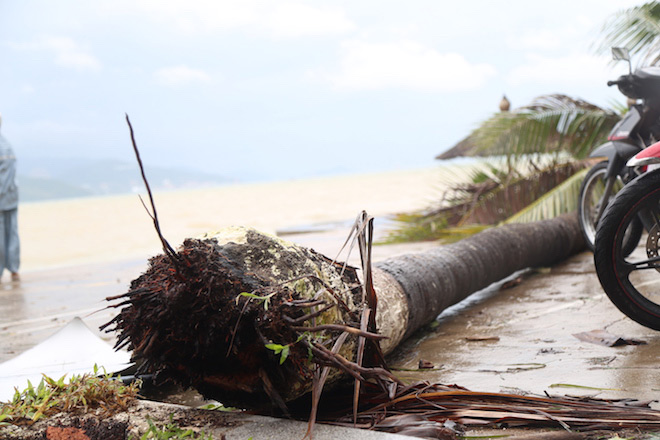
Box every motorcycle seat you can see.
[635,67,660,99]
[637,66,660,80]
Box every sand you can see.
[17,164,474,271]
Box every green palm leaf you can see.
[503,168,588,224]
[469,95,619,160]
[598,1,660,65]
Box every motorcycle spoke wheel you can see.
[595,170,660,330]
[578,161,628,252]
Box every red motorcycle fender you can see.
[628,140,660,167]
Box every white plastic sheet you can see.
[0,317,132,402]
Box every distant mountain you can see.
[17,157,230,202]
[19,176,94,201]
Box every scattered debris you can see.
[549,383,618,391]
[586,356,617,366]
[418,359,435,369]
[465,335,500,342]
[336,383,660,434]
[573,329,647,347]
[537,348,564,355]
[479,363,546,374]
[372,414,458,439]
[501,276,524,289]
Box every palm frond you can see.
[597,1,660,65]
[457,161,586,225]
[503,168,588,224]
[383,162,588,243]
[470,95,619,159]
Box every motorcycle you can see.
[593,140,660,330]
[577,47,660,255]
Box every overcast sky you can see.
[0,0,648,182]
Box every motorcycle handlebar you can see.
[608,75,634,91]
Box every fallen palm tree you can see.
[102,117,592,412]
[104,210,585,411]
[102,213,660,437]
[94,118,660,438]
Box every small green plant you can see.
[0,409,11,427]
[137,415,212,440]
[197,402,237,412]
[265,333,311,365]
[235,291,276,310]
[0,364,140,425]
[265,343,290,364]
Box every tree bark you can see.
[374,212,584,350]
[104,213,585,409]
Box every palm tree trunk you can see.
[373,213,584,351]
[104,213,585,409]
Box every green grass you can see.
[0,365,140,425]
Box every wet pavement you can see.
[389,249,660,409]
[0,258,148,362]
[1,227,659,435]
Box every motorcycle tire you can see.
[594,169,660,331]
[578,161,642,256]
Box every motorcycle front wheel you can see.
[594,169,660,330]
[578,161,642,255]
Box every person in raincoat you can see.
[0,114,20,282]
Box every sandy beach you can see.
[17,164,470,272]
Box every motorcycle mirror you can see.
[612,47,632,73]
